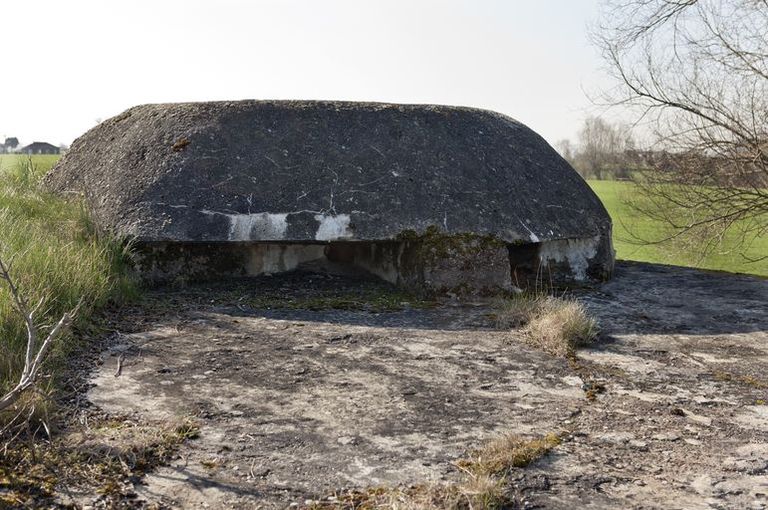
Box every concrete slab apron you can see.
[90,308,580,507]
[87,262,768,509]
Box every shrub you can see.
[495,294,599,356]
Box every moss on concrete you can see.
[401,226,507,264]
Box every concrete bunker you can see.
[44,100,614,293]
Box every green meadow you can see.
[588,180,767,277]
[0,154,60,178]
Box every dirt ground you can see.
[67,261,767,509]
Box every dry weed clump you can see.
[459,432,562,476]
[495,294,599,356]
[310,433,561,510]
[0,417,199,507]
[320,475,506,510]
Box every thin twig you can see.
[0,252,81,413]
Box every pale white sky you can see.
[1,0,613,148]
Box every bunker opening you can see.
[134,234,612,294]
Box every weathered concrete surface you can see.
[44,101,609,246]
[44,100,614,289]
[135,242,328,283]
[77,262,768,509]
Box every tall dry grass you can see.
[0,156,136,406]
[494,293,598,356]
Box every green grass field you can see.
[588,180,767,277]
[0,154,60,178]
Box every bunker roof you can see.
[44,100,611,244]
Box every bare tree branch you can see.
[594,0,768,259]
[0,254,81,413]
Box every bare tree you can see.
[555,138,576,166]
[578,117,612,179]
[0,254,79,412]
[594,0,768,259]
[4,137,19,152]
[572,116,636,179]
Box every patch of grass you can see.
[588,180,768,277]
[492,294,541,329]
[313,475,507,510]
[0,154,60,180]
[458,433,562,476]
[0,417,198,506]
[1,156,137,421]
[200,458,222,470]
[174,420,201,440]
[525,298,599,356]
[311,432,561,510]
[713,370,768,389]
[494,294,599,356]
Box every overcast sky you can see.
[1,0,614,148]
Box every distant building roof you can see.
[20,142,60,154]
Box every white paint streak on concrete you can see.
[518,220,540,243]
[200,210,289,241]
[314,214,353,241]
[199,210,355,241]
[228,213,288,241]
[538,235,601,280]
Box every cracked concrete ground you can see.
[78,262,767,509]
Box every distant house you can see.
[20,142,60,155]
